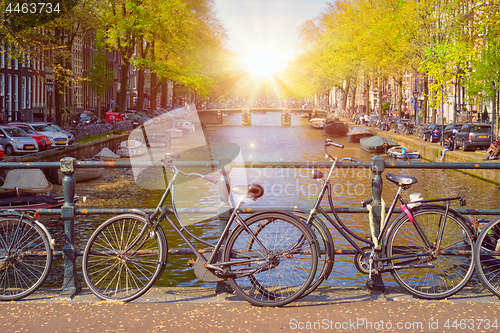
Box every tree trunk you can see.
[423,74,429,123]
[342,82,350,112]
[161,83,168,108]
[137,68,144,112]
[378,76,382,117]
[118,57,130,113]
[350,84,357,115]
[398,77,403,119]
[365,76,370,114]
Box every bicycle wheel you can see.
[386,205,475,299]
[223,212,318,307]
[0,216,52,301]
[292,211,335,297]
[82,214,167,302]
[474,216,500,297]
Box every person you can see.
[486,142,499,160]
[439,137,454,161]
[0,108,5,124]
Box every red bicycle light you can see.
[460,198,467,206]
[35,212,40,219]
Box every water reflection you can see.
[47,113,500,289]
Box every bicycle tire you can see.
[292,211,335,297]
[223,212,318,307]
[386,206,475,299]
[474,216,500,297]
[0,216,52,301]
[82,214,167,302]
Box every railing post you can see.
[369,155,385,291]
[281,109,291,126]
[242,108,251,126]
[59,157,82,298]
[215,156,233,293]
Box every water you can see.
[44,113,500,288]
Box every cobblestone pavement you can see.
[1,285,500,332]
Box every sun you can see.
[241,50,287,78]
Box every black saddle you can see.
[386,173,417,186]
[232,184,264,200]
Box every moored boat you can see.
[323,118,349,137]
[347,126,374,142]
[360,136,398,153]
[309,118,325,129]
[0,169,78,209]
[387,146,421,159]
[117,140,146,157]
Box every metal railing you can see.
[2,157,500,296]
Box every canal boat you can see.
[347,126,374,142]
[387,146,421,159]
[323,118,348,137]
[0,169,78,209]
[360,136,398,153]
[309,118,325,129]
[54,157,105,184]
[117,140,146,157]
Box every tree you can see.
[85,35,114,119]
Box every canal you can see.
[45,112,500,289]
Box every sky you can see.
[215,0,330,70]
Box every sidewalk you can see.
[1,285,500,332]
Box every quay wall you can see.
[371,128,500,184]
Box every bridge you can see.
[197,108,329,126]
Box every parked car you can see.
[442,123,465,141]
[71,111,99,127]
[423,124,443,143]
[0,126,39,155]
[0,144,4,160]
[47,123,75,145]
[11,122,69,147]
[8,124,52,150]
[454,124,492,151]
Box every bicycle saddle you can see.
[232,184,264,200]
[386,173,417,186]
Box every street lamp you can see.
[46,81,54,122]
[441,84,445,147]
[493,81,496,145]
[413,89,419,124]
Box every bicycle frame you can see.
[304,148,464,272]
[125,159,282,277]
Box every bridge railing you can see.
[2,157,500,296]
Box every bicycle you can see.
[295,139,475,299]
[473,216,500,297]
[82,153,319,307]
[0,211,55,301]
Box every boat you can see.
[360,136,398,153]
[387,146,421,159]
[309,118,325,129]
[347,126,374,142]
[0,169,78,209]
[323,118,349,137]
[117,140,146,157]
